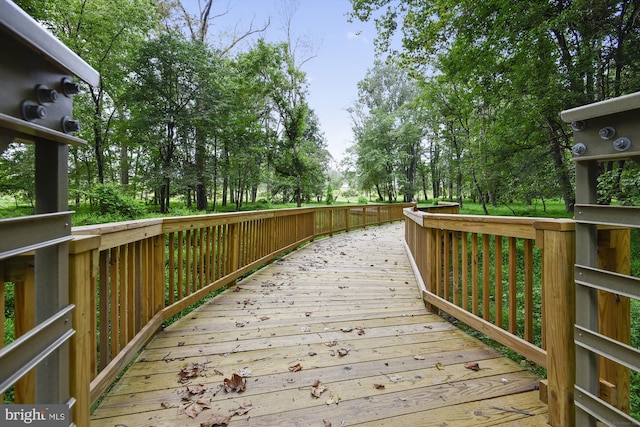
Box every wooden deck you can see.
[90,222,548,426]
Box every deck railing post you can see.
[68,236,100,427]
[535,220,576,427]
[596,228,631,413]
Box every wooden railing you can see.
[0,203,411,425]
[404,204,632,427]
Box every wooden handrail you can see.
[403,206,632,427]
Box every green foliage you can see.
[598,162,640,206]
[325,183,334,205]
[357,195,369,204]
[91,184,143,219]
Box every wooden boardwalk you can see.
[90,223,548,426]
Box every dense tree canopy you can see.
[2,0,329,214]
[349,0,640,211]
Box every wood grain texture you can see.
[90,223,546,426]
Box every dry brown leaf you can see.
[323,420,332,427]
[160,401,171,408]
[230,401,254,416]
[187,384,206,395]
[337,348,350,357]
[178,341,185,346]
[289,363,303,372]
[223,373,246,393]
[178,398,211,418]
[200,412,231,426]
[311,380,327,398]
[464,362,480,371]
[373,383,385,389]
[435,362,445,370]
[178,363,208,383]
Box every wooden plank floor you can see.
[90,222,548,426]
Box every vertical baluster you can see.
[471,233,479,316]
[168,233,175,304]
[177,231,184,300]
[452,231,459,306]
[482,234,490,320]
[524,239,533,342]
[444,231,450,301]
[495,236,503,328]
[462,232,469,311]
[118,244,127,350]
[109,247,119,355]
[508,237,517,334]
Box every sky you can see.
[200,0,382,166]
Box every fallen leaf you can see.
[373,384,385,389]
[311,380,327,398]
[325,340,338,347]
[160,401,171,408]
[259,316,270,321]
[178,398,211,418]
[223,374,246,393]
[187,384,206,395]
[199,412,231,426]
[337,348,350,357]
[235,321,246,328]
[323,420,332,427]
[178,363,208,383]
[178,341,185,346]
[289,363,303,372]
[465,362,480,371]
[356,327,365,335]
[230,401,253,416]
[308,351,317,356]
[326,393,341,405]
[435,362,445,370]
[414,355,425,360]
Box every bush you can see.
[325,184,334,205]
[91,184,143,219]
[357,196,368,204]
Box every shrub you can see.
[357,196,368,204]
[91,184,143,219]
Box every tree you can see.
[350,0,640,212]
[348,61,425,202]
[21,0,160,187]
[127,32,213,213]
